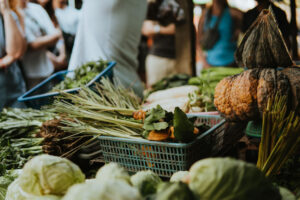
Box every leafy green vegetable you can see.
[173,107,194,142]
[188,67,243,112]
[5,179,61,200]
[62,179,141,200]
[0,108,56,176]
[279,187,296,200]
[0,170,21,200]
[18,154,85,196]
[170,171,189,183]
[130,170,162,197]
[155,182,196,200]
[189,158,281,200]
[52,60,108,91]
[142,105,170,137]
[146,74,191,97]
[95,163,131,184]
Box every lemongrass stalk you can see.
[60,119,142,139]
[262,115,300,176]
[55,102,143,128]
[61,137,97,158]
[61,92,136,115]
[271,125,300,175]
[262,121,292,174]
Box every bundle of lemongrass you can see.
[51,78,144,157]
[257,95,300,177]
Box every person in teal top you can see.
[197,0,243,68]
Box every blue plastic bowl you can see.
[18,61,116,109]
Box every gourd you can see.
[235,9,293,69]
[214,69,291,121]
[282,67,300,114]
[214,8,298,121]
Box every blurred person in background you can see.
[242,0,290,49]
[68,0,147,98]
[18,0,61,89]
[52,0,80,61]
[142,0,178,88]
[0,0,27,109]
[36,0,67,71]
[197,0,243,68]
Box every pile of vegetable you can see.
[143,68,243,113]
[214,9,296,122]
[4,155,295,200]
[52,60,108,91]
[143,85,199,112]
[0,108,55,176]
[213,8,300,195]
[145,74,191,96]
[188,67,243,112]
[45,78,210,158]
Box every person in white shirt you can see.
[68,0,147,98]
[36,0,67,71]
[19,0,61,89]
[53,0,79,36]
[52,0,79,61]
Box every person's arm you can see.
[142,20,175,36]
[28,4,62,51]
[0,0,26,68]
[158,23,175,35]
[28,28,61,51]
[46,39,67,70]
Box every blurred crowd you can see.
[0,0,79,109]
[0,0,293,110]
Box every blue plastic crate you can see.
[18,61,116,109]
[98,115,227,177]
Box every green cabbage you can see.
[63,179,142,200]
[130,170,162,196]
[170,171,189,182]
[155,182,196,200]
[95,163,130,183]
[18,155,85,196]
[279,187,296,200]
[0,170,21,200]
[5,179,61,200]
[189,158,281,200]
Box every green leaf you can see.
[143,105,168,131]
[145,105,166,122]
[143,123,154,131]
[173,107,194,143]
[153,122,169,131]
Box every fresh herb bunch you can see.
[52,60,109,91]
[51,78,206,157]
[50,78,143,157]
[0,108,55,176]
[142,105,174,138]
